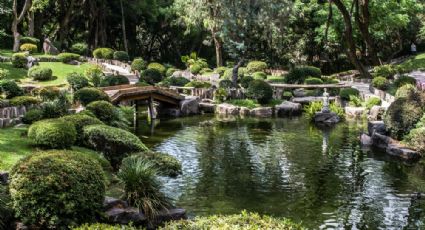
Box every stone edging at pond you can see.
[214,102,303,118]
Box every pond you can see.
[136,116,425,229]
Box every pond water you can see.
[136,116,425,229]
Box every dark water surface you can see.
[136,116,425,229]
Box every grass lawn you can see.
[398,52,425,72]
[0,62,28,81]
[0,127,32,171]
[0,49,56,59]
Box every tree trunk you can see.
[120,0,128,53]
[28,10,34,37]
[11,0,32,52]
[212,31,223,67]
[332,0,371,78]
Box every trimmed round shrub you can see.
[166,68,178,77]
[252,72,267,80]
[60,114,103,145]
[384,97,423,139]
[284,66,322,84]
[83,124,148,168]
[131,58,146,72]
[113,51,129,62]
[22,108,43,124]
[159,76,189,87]
[219,79,233,89]
[10,96,41,107]
[160,211,302,230]
[372,76,390,90]
[240,76,254,89]
[304,77,323,85]
[67,72,89,91]
[365,97,382,110]
[58,52,81,63]
[86,101,117,124]
[190,64,202,74]
[184,81,211,88]
[28,119,77,148]
[247,61,268,73]
[100,75,129,87]
[74,87,110,106]
[0,80,24,99]
[147,62,166,76]
[246,79,273,104]
[0,68,9,79]
[9,151,106,228]
[19,43,37,53]
[140,69,162,85]
[93,48,114,59]
[73,223,138,230]
[11,53,28,68]
[405,127,425,153]
[37,86,61,100]
[394,75,417,88]
[20,36,39,45]
[28,66,53,81]
[339,88,360,101]
[70,42,88,55]
[214,66,228,77]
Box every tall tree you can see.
[11,0,32,51]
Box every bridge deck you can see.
[101,85,184,104]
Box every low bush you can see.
[40,96,70,119]
[227,99,259,109]
[67,72,89,91]
[240,76,254,88]
[159,76,189,87]
[147,62,166,76]
[394,75,417,88]
[100,75,129,87]
[372,76,390,90]
[339,88,360,101]
[83,125,148,168]
[373,64,397,79]
[365,97,382,110]
[58,52,81,63]
[0,80,24,98]
[28,119,77,149]
[0,68,9,79]
[60,114,103,145]
[19,43,37,53]
[22,108,43,124]
[85,66,104,87]
[140,69,163,85]
[74,87,110,106]
[190,63,202,74]
[214,67,228,76]
[131,58,146,72]
[166,67,178,77]
[9,150,105,228]
[28,66,53,81]
[404,127,425,154]
[214,88,228,103]
[160,211,304,230]
[10,96,41,107]
[348,95,362,107]
[11,53,28,68]
[246,79,273,104]
[73,224,138,230]
[247,61,268,73]
[37,86,61,100]
[20,36,39,45]
[70,42,88,55]
[284,66,321,84]
[118,156,171,220]
[184,81,211,88]
[86,101,118,124]
[304,101,344,121]
[252,71,267,80]
[113,51,129,62]
[93,48,114,59]
[304,77,323,85]
[219,79,233,89]
[384,97,423,139]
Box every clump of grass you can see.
[227,99,259,109]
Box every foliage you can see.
[10,96,41,107]
[252,71,267,80]
[131,58,147,72]
[86,101,118,124]
[159,76,190,87]
[227,99,259,109]
[22,108,43,124]
[60,114,104,145]
[365,97,382,110]
[58,52,81,63]
[20,36,39,45]
[339,88,360,101]
[240,76,254,88]
[40,98,70,119]
[138,152,182,177]
[219,79,233,89]
[372,64,397,79]
[37,86,61,100]
[394,75,417,88]
[28,66,53,81]
[147,62,166,76]
[9,150,105,228]
[246,61,268,73]
[20,43,37,53]
[118,156,171,220]
[372,76,390,90]
[83,125,148,168]
[113,51,130,62]
[348,95,363,107]
[185,81,211,88]
[304,101,344,121]
[85,66,104,87]
[267,76,285,83]
[282,91,293,100]
[140,69,163,85]
[160,211,304,230]
[214,88,228,103]
[70,42,89,55]
[0,80,24,98]
[246,79,273,104]
[304,77,323,85]
[73,223,138,230]
[395,84,421,100]
[404,127,425,154]
[28,119,77,149]
[93,48,114,59]
[166,67,178,77]
[0,68,9,80]
[384,97,424,140]
[100,75,130,87]
[190,63,203,74]
[284,66,321,84]
[67,72,89,91]
[11,53,28,68]
[200,67,213,75]
[214,67,228,76]
[74,87,110,106]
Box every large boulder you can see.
[314,112,340,125]
[360,133,372,146]
[386,144,420,161]
[43,38,59,55]
[150,208,187,228]
[368,106,386,121]
[371,132,395,149]
[345,107,366,118]
[276,101,302,117]
[180,96,200,116]
[239,107,251,116]
[368,121,386,136]
[105,207,147,225]
[250,107,273,118]
[103,197,128,210]
[216,103,239,115]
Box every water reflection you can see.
[137,116,425,229]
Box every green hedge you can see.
[10,96,41,107]
[60,114,104,145]
[100,75,130,87]
[147,62,166,76]
[247,61,268,73]
[70,42,88,55]
[58,52,81,63]
[74,87,110,106]
[93,48,114,59]
[20,36,40,45]
[9,150,106,228]
[28,66,53,81]
[11,53,28,68]
[86,101,117,124]
[252,72,267,80]
[28,119,77,149]
[304,77,323,85]
[140,69,163,85]
[246,79,273,104]
[20,43,37,53]
[131,58,146,72]
[113,51,129,62]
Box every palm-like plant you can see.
[118,156,171,221]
